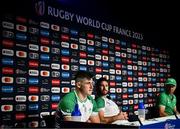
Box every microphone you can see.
[132,111,143,126]
[173,110,179,120]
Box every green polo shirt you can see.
[159,92,177,115]
[58,91,98,122]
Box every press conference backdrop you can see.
[1,0,170,128]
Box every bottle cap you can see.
[138,102,145,109]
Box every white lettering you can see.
[48,6,74,21]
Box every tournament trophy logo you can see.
[35,0,45,16]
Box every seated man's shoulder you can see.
[61,91,76,102]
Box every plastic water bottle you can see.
[71,104,81,121]
[138,102,145,122]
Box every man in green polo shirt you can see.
[159,78,179,116]
[55,71,100,128]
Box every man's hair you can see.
[74,71,93,82]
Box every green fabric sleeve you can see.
[96,97,105,109]
[59,92,76,114]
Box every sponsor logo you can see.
[28,104,39,110]
[28,95,39,102]
[40,70,50,77]
[61,87,70,93]
[52,79,60,86]
[29,78,39,84]
[29,27,39,34]
[87,46,94,52]
[102,49,108,55]
[61,42,69,48]
[29,86,39,93]
[109,38,114,43]
[71,65,78,71]
[1,105,13,112]
[87,33,94,38]
[79,59,87,65]
[29,44,39,51]
[95,74,102,79]
[51,95,60,101]
[40,95,50,101]
[61,64,70,70]
[95,68,102,73]
[16,77,26,84]
[1,86,14,93]
[61,57,70,63]
[71,43,78,50]
[80,45,86,51]
[61,49,70,56]
[1,97,14,101]
[3,30,14,38]
[29,60,39,67]
[116,88,122,93]
[16,33,27,40]
[28,121,39,128]
[2,76,13,83]
[102,36,108,42]
[40,37,50,45]
[51,63,60,70]
[79,66,87,71]
[29,52,39,59]
[51,24,60,31]
[40,29,50,36]
[88,60,94,66]
[61,27,69,33]
[29,70,39,76]
[79,52,87,58]
[61,34,69,41]
[102,62,109,67]
[40,22,49,29]
[95,54,101,60]
[102,43,108,48]
[15,113,26,120]
[16,104,26,111]
[16,24,27,32]
[2,67,14,74]
[87,40,94,45]
[79,38,86,44]
[51,103,58,110]
[2,39,14,48]
[110,82,116,86]
[51,71,60,78]
[71,80,75,86]
[51,87,60,93]
[40,46,50,53]
[2,49,14,56]
[16,51,27,58]
[15,95,27,102]
[51,47,60,54]
[102,55,108,61]
[61,72,70,78]
[40,87,50,93]
[2,21,14,29]
[40,54,50,61]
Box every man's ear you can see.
[76,82,81,88]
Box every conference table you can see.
[113,114,180,129]
[60,115,180,128]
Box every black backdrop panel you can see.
[0,0,170,128]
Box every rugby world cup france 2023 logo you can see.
[35,0,45,16]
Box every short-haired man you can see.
[55,71,100,128]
